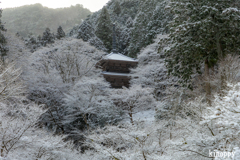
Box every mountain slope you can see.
[2,3,91,37]
[71,0,172,57]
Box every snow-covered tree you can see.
[56,26,65,39]
[131,34,177,101]
[112,85,156,125]
[77,17,95,41]
[24,34,40,52]
[128,0,171,57]
[0,59,83,160]
[89,36,107,51]
[46,51,95,83]
[0,60,24,101]
[41,28,55,46]
[145,0,172,41]
[24,38,114,150]
[128,11,147,57]
[0,100,85,160]
[85,122,166,160]
[199,82,240,157]
[64,76,124,129]
[117,17,133,54]
[113,1,121,16]
[95,6,112,52]
[163,0,240,101]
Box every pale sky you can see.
[1,0,110,12]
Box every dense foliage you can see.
[1,0,240,159]
[56,26,65,39]
[24,27,56,52]
[72,0,172,57]
[95,7,113,52]
[163,0,240,88]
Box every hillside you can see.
[70,0,172,57]
[2,3,91,37]
[1,31,240,159]
[1,0,240,160]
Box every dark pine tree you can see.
[163,0,240,104]
[77,17,95,41]
[113,1,121,16]
[95,6,112,52]
[42,28,55,46]
[56,26,65,39]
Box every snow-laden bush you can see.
[199,83,240,159]
[0,60,24,101]
[89,36,107,51]
[0,60,82,160]
[209,54,240,94]
[166,82,240,159]
[131,34,177,101]
[25,38,104,108]
[23,39,122,151]
[112,85,156,125]
[82,112,210,160]
[1,101,86,160]
[85,123,163,160]
[64,76,124,130]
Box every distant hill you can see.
[2,3,92,37]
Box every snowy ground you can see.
[133,109,155,124]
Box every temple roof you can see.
[103,53,138,62]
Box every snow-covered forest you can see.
[1,0,240,159]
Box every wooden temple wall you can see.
[104,75,130,88]
[105,61,138,73]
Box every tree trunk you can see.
[83,113,89,130]
[205,59,211,106]
[216,34,226,92]
[129,106,134,125]
[1,142,3,157]
[216,33,223,59]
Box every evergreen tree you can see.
[0,8,8,58]
[77,18,95,41]
[56,26,65,39]
[113,1,121,16]
[128,0,171,57]
[128,11,147,57]
[163,0,240,99]
[89,36,107,51]
[37,35,42,43]
[145,0,172,43]
[41,28,55,46]
[126,17,133,28]
[95,7,112,52]
[119,17,133,54]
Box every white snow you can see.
[222,7,239,14]
[102,71,130,76]
[104,53,138,62]
[132,109,155,124]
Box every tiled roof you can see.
[103,53,138,62]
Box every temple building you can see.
[97,24,138,88]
